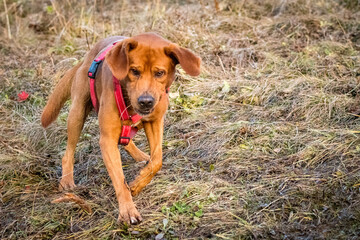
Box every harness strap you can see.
[113,76,130,121]
[89,78,98,112]
[113,75,141,145]
[131,114,143,124]
[119,125,131,145]
[88,41,120,113]
[88,41,143,146]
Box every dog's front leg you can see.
[129,117,164,196]
[124,140,150,162]
[98,108,142,225]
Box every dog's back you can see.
[41,36,126,128]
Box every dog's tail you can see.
[41,62,82,128]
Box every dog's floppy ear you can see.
[165,44,201,76]
[105,39,138,80]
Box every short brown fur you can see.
[41,33,201,225]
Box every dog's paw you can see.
[118,203,142,225]
[59,178,76,191]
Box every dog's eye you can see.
[155,71,165,78]
[130,68,140,77]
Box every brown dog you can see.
[41,33,201,224]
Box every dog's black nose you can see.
[138,95,155,109]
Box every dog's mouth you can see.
[135,107,154,116]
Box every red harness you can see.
[88,41,142,146]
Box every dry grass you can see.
[1,0,360,239]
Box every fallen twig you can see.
[52,193,92,214]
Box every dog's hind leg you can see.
[59,68,92,191]
[124,140,150,162]
[59,101,91,190]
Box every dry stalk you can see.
[3,0,11,39]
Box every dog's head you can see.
[105,33,201,116]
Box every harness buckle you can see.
[119,137,130,140]
[88,60,102,79]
